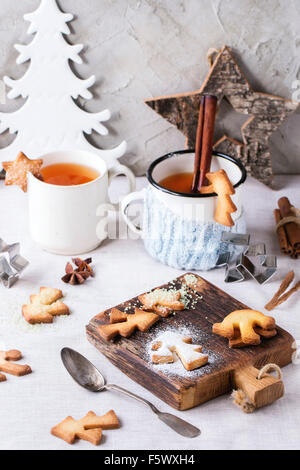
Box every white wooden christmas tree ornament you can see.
[0,0,126,168]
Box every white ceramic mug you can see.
[121,150,247,271]
[28,150,136,255]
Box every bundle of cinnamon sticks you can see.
[274,197,300,258]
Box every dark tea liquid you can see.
[41,163,100,186]
[159,172,194,193]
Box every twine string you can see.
[232,363,283,413]
[276,206,300,231]
[257,363,282,380]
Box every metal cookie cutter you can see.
[0,239,29,288]
[216,232,277,285]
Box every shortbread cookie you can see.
[203,169,237,227]
[229,327,277,348]
[110,308,127,323]
[31,287,63,305]
[51,410,119,446]
[2,151,43,192]
[151,331,208,371]
[213,309,276,345]
[98,308,159,341]
[0,350,32,377]
[139,289,185,317]
[22,287,69,324]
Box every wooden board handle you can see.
[233,365,284,408]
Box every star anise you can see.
[72,258,94,277]
[61,258,93,285]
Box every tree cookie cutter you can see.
[216,232,277,285]
[0,239,29,288]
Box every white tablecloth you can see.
[0,175,299,450]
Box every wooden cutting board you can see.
[86,274,294,410]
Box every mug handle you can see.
[121,189,145,235]
[108,163,136,210]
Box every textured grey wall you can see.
[0,0,299,175]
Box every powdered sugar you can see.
[150,331,208,369]
[145,324,221,378]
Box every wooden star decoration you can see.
[145,46,299,188]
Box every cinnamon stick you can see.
[274,209,292,255]
[265,271,294,311]
[191,95,217,193]
[191,96,205,193]
[278,197,300,251]
[198,95,217,190]
[269,281,300,309]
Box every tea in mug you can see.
[41,163,100,186]
[159,172,194,193]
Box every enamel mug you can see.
[121,150,247,271]
[28,150,136,255]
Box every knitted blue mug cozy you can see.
[142,187,246,271]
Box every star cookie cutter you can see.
[0,239,29,288]
[216,232,277,285]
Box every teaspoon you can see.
[61,347,201,438]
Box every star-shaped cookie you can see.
[2,151,43,192]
